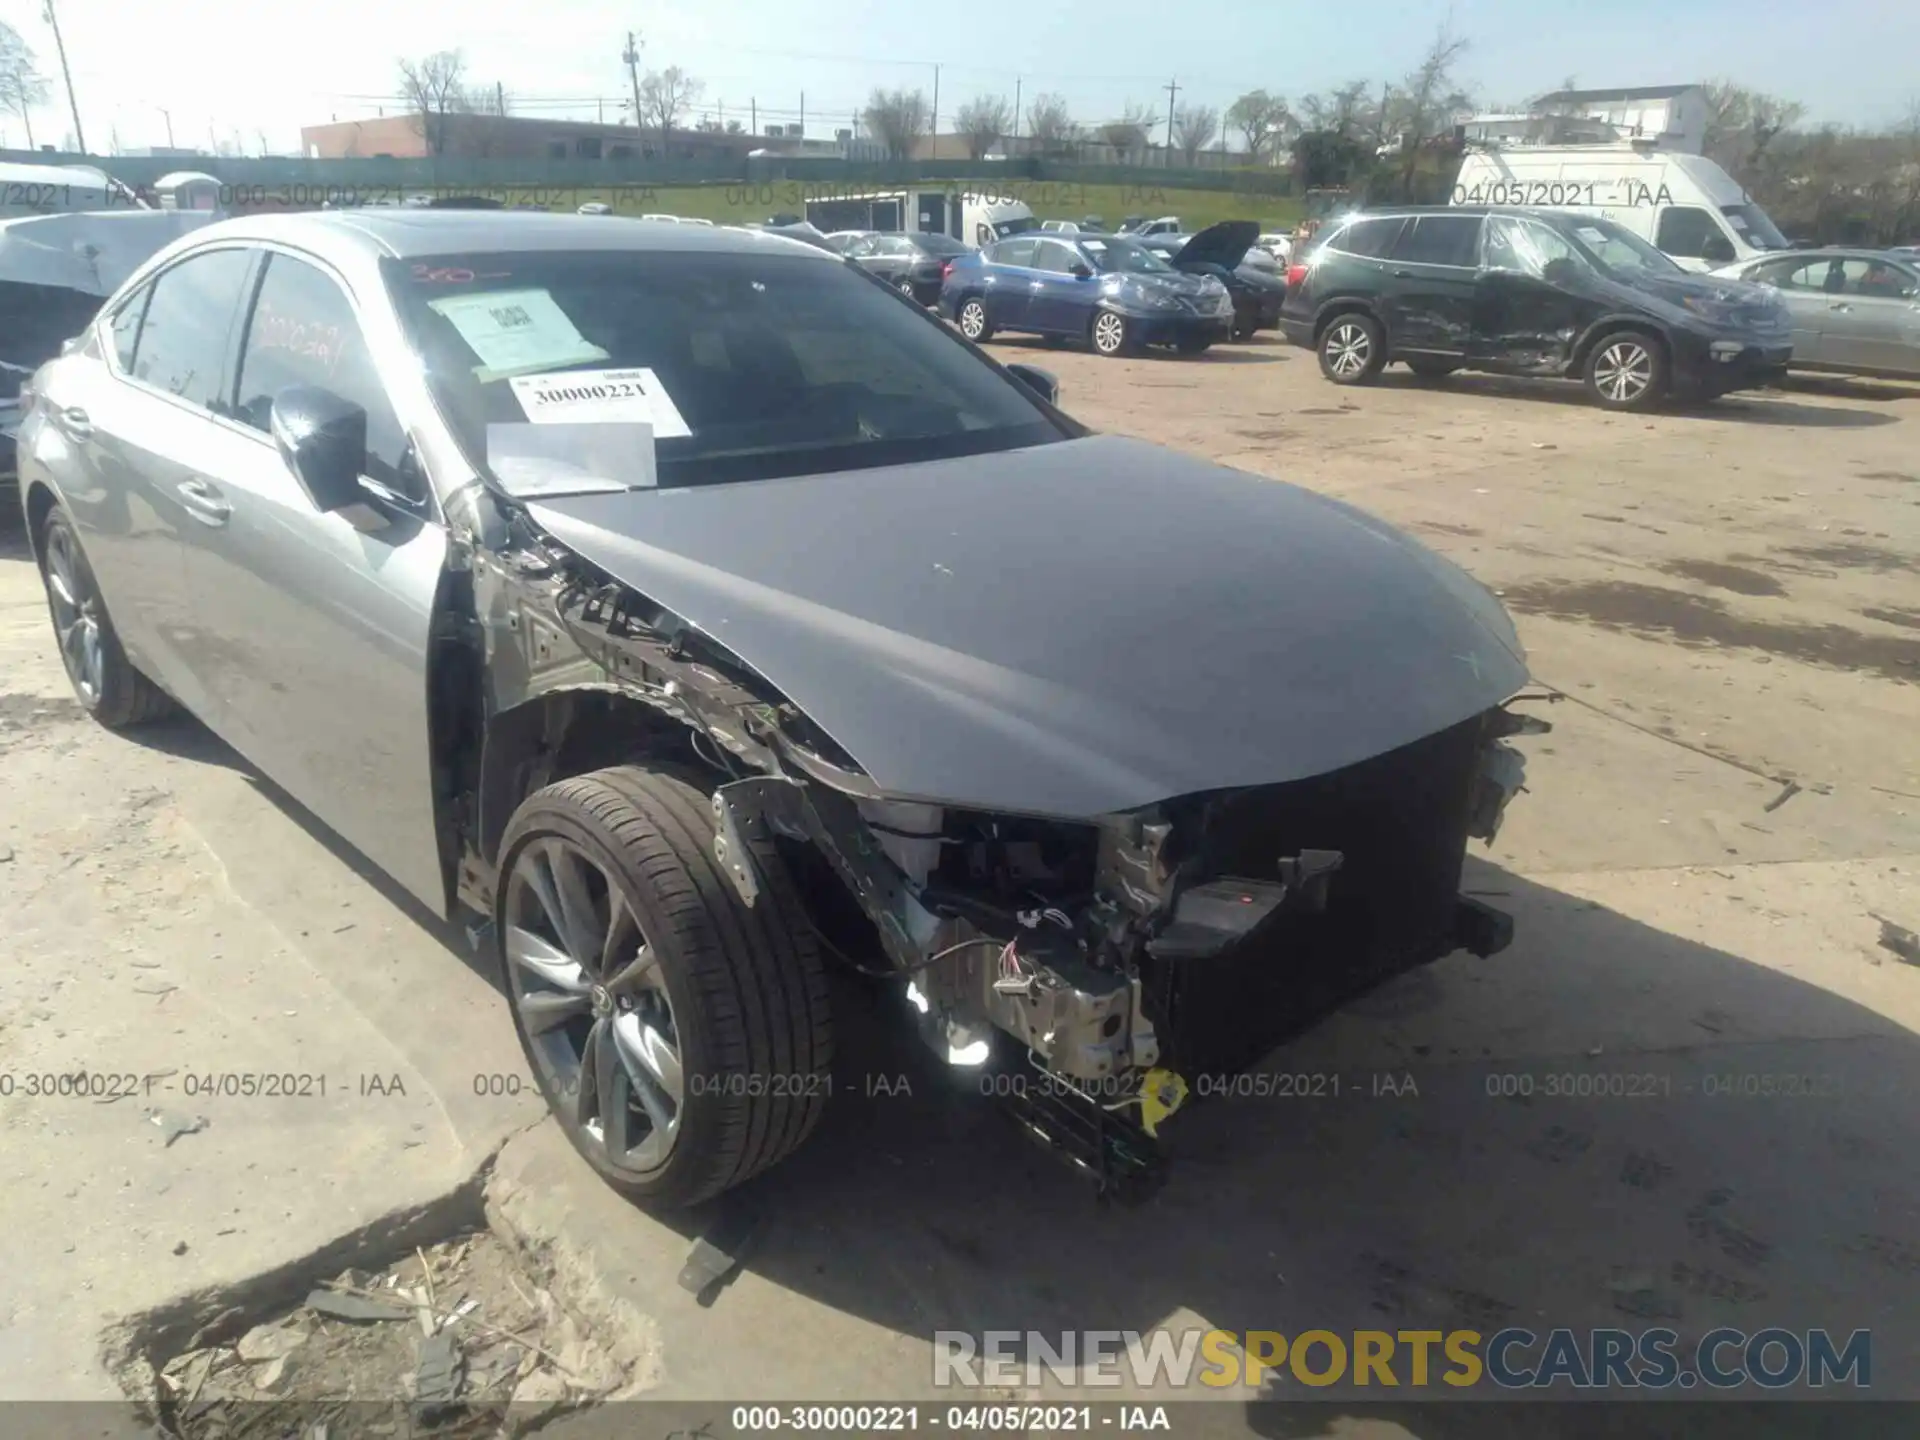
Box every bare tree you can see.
[1098,103,1156,162]
[1700,80,1806,184]
[397,50,468,156]
[1173,104,1219,164]
[1026,92,1076,156]
[470,82,513,117]
[1225,89,1291,161]
[1390,24,1471,195]
[0,20,51,149]
[640,67,703,148]
[862,87,928,159]
[1299,79,1374,139]
[954,94,1012,160]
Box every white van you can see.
[803,189,1036,248]
[1450,144,1792,272]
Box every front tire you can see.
[1318,312,1385,384]
[37,506,175,729]
[1585,332,1667,410]
[1091,309,1132,357]
[956,297,993,342]
[496,766,832,1208]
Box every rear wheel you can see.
[36,506,175,729]
[1405,357,1460,379]
[1585,332,1667,410]
[956,297,993,341]
[1318,313,1385,385]
[1091,309,1132,357]
[496,766,832,1208]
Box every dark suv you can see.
[1280,206,1793,409]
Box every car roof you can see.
[175,208,836,263]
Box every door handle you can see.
[176,477,233,527]
[1392,269,1414,278]
[1828,302,1852,312]
[57,406,92,440]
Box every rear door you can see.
[176,246,451,911]
[1742,256,1830,361]
[50,246,256,718]
[1380,214,1482,356]
[980,237,1036,327]
[1026,239,1093,333]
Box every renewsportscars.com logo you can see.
[933,1327,1871,1391]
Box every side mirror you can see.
[1069,263,1093,279]
[1702,236,1736,265]
[1004,363,1060,405]
[270,386,369,513]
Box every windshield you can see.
[992,215,1039,238]
[1721,203,1790,251]
[1079,237,1174,274]
[1559,217,1682,278]
[384,250,1066,492]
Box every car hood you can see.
[1172,220,1259,270]
[528,435,1529,818]
[1619,268,1775,313]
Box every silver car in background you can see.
[1710,248,1920,378]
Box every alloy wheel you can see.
[503,835,683,1172]
[1592,340,1655,404]
[1093,311,1126,354]
[1324,321,1372,379]
[959,301,986,338]
[44,524,104,705]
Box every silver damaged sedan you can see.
[17,210,1543,1204]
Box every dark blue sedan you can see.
[939,233,1235,356]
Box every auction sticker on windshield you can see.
[508,366,692,438]
[427,288,610,380]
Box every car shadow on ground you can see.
[1368,371,1899,427]
[1778,373,1920,403]
[677,856,1920,1423]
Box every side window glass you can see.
[1390,215,1483,267]
[1336,217,1406,259]
[109,283,151,371]
[234,254,412,493]
[1033,241,1075,274]
[1482,216,1575,278]
[846,236,876,259]
[1653,206,1719,259]
[131,249,254,411]
[1747,258,1799,289]
[1846,259,1917,298]
[992,237,1037,268]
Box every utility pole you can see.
[930,64,940,148]
[41,0,85,153]
[750,98,756,134]
[622,31,644,130]
[1162,76,1180,162]
[496,80,505,116]
[158,108,173,147]
[1012,76,1021,143]
[799,91,805,140]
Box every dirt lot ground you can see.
[2,336,1918,1433]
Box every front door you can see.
[1027,239,1094,334]
[1472,214,1598,374]
[176,247,450,912]
[1818,257,1920,375]
[1379,214,1482,357]
[1742,255,1831,362]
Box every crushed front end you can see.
[709,702,1544,1198]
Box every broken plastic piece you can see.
[1137,1069,1189,1137]
[676,1203,759,1301]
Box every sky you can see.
[3,0,1916,156]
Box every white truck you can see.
[1450,144,1792,272]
